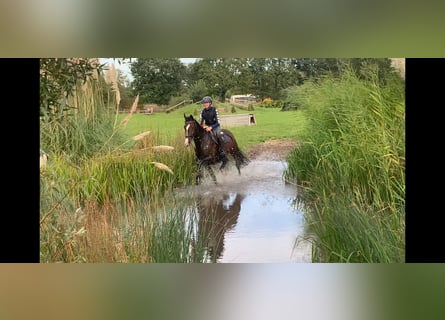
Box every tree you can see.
[40,58,105,119]
[117,71,136,110]
[248,58,269,99]
[187,58,239,102]
[130,58,186,105]
[188,79,208,102]
[228,58,256,95]
[246,58,302,100]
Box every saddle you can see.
[208,130,227,144]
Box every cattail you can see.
[132,131,152,141]
[150,162,174,174]
[110,64,121,107]
[40,153,48,170]
[151,145,174,151]
[120,94,139,127]
[390,58,405,79]
[104,61,121,108]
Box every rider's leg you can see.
[215,127,227,161]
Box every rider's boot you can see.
[217,134,227,162]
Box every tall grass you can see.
[40,193,204,263]
[40,130,198,262]
[40,65,200,262]
[40,69,126,164]
[146,204,198,263]
[284,66,405,262]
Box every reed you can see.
[40,127,197,262]
[120,94,139,128]
[40,63,198,262]
[40,183,202,262]
[40,67,127,164]
[284,66,405,262]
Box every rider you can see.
[199,96,227,162]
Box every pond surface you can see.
[177,159,312,263]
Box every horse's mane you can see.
[185,114,205,133]
[185,113,237,141]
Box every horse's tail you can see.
[222,129,250,167]
[234,148,250,167]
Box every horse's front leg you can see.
[219,157,228,171]
[206,164,217,185]
[196,160,203,185]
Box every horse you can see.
[184,114,250,185]
[193,193,244,262]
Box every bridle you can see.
[184,120,202,147]
[184,120,196,140]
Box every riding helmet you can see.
[202,96,212,103]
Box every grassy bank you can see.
[284,68,405,262]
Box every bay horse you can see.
[184,114,250,185]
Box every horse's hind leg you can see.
[235,159,241,175]
[233,154,241,175]
[234,150,249,175]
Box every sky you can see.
[99,58,197,82]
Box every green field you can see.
[120,103,308,150]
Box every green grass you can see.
[119,103,308,150]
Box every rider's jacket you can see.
[200,106,221,130]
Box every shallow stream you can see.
[176,159,312,263]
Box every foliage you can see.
[284,64,405,262]
[117,79,136,110]
[40,59,126,163]
[168,93,192,107]
[40,58,106,119]
[257,99,285,108]
[127,58,396,109]
[130,58,186,105]
[187,58,237,102]
[188,79,208,102]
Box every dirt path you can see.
[245,139,298,161]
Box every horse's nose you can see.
[184,138,189,146]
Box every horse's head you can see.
[184,114,198,146]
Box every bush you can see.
[281,101,298,111]
[259,100,284,108]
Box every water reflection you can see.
[182,160,312,263]
[195,193,244,263]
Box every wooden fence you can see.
[219,113,256,127]
[165,99,193,113]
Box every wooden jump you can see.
[141,107,154,115]
[219,113,256,128]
